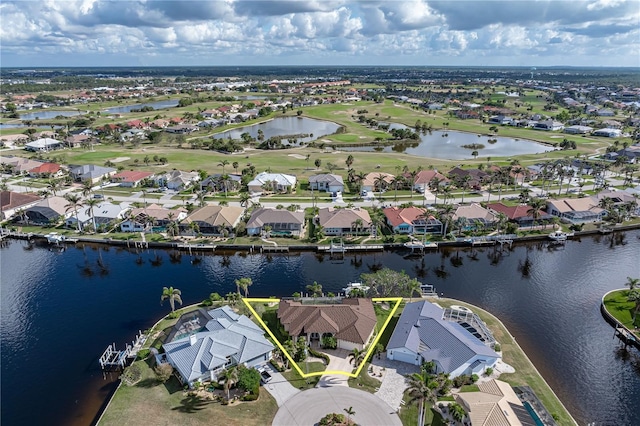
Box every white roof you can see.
[249,172,297,187]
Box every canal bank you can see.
[601,289,640,350]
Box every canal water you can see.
[1,232,639,425]
[213,116,340,144]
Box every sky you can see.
[1,0,639,68]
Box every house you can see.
[155,170,200,190]
[487,202,552,227]
[120,204,187,232]
[65,134,96,148]
[277,298,377,351]
[386,300,499,378]
[592,128,621,138]
[69,164,117,184]
[452,203,497,227]
[65,202,129,230]
[597,109,615,117]
[0,191,41,220]
[383,206,443,235]
[546,197,605,223]
[488,115,513,125]
[454,379,535,426]
[361,172,394,193]
[25,196,72,224]
[447,167,489,190]
[111,170,154,187]
[247,172,297,194]
[201,174,242,193]
[28,162,62,178]
[180,205,244,235]
[533,120,564,131]
[165,124,198,134]
[308,174,345,193]
[246,207,305,237]
[405,170,450,193]
[24,138,63,152]
[564,125,593,135]
[163,306,274,387]
[0,156,44,175]
[593,190,640,215]
[317,207,372,236]
[0,133,29,146]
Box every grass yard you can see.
[347,362,381,394]
[398,390,448,426]
[603,290,640,332]
[281,361,326,390]
[98,360,278,426]
[434,298,575,426]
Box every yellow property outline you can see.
[242,297,402,378]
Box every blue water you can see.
[213,116,340,144]
[1,232,639,425]
[523,401,546,426]
[105,99,179,114]
[19,110,83,120]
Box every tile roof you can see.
[455,379,533,426]
[407,170,449,185]
[308,173,344,186]
[318,207,371,229]
[277,298,376,345]
[546,197,604,214]
[362,172,394,188]
[111,170,154,182]
[183,205,244,227]
[130,204,187,221]
[453,203,497,222]
[0,191,41,211]
[383,206,429,227]
[29,162,61,174]
[246,208,305,228]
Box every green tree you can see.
[345,154,354,170]
[348,348,364,369]
[64,193,84,232]
[314,158,322,169]
[235,277,253,297]
[626,276,639,291]
[306,281,323,297]
[628,289,640,325]
[407,371,437,426]
[343,406,355,425]
[527,197,546,228]
[449,402,467,423]
[218,159,230,174]
[83,197,101,232]
[160,286,183,313]
[219,366,239,401]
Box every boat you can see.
[420,284,438,297]
[45,232,66,245]
[342,282,370,296]
[548,231,574,242]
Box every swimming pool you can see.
[523,401,546,426]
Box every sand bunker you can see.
[288,154,307,159]
[112,157,130,163]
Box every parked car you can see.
[257,366,272,384]
[93,194,104,199]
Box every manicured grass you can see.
[459,384,480,392]
[374,304,401,350]
[98,360,278,426]
[347,362,382,394]
[281,361,326,390]
[398,390,447,426]
[603,290,640,331]
[435,298,575,426]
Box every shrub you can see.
[136,349,151,360]
[321,335,337,350]
[270,360,285,372]
[241,391,259,401]
[493,343,501,352]
[319,413,345,426]
[308,347,330,364]
[121,363,143,386]
[237,366,261,393]
[471,374,479,383]
[154,363,174,383]
[484,367,494,377]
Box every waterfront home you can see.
[154,170,199,190]
[65,202,129,230]
[0,191,41,220]
[28,162,62,178]
[120,204,187,232]
[564,125,593,134]
[593,189,640,215]
[546,197,605,224]
[165,123,199,134]
[454,379,533,426]
[386,301,499,378]
[406,170,449,193]
[308,173,345,193]
[317,207,372,236]
[487,202,552,227]
[592,128,622,138]
[111,170,154,187]
[247,172,297,195]
[452,203,497,228]
[24,138,64,152]
[488,115,513,125]
[180,205,244,236]
[246,207,305,237]
[533,120,564,131]
[69,164,117,184]
[383,206,443,235]
[162,306,274,387]
[361,172,394,193]
[277,298,376,351]
[25,196,72,224]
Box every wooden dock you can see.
[317,244,384,252]
[261,245,289,253]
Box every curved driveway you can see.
[272,386,402,426]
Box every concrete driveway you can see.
[260,363,300,407]
[317,348,353,387]
[272,386,402,426]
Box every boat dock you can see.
[317,244,384,253]
[261,245,289,253]
[99,330,147,369]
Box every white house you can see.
[66,202,129,230]
[247,172,297,194]
[592,128,621,138]
[24,138,64,152]
[386,301,499,378]
[308,173,344,193]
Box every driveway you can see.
[259,363,300,407]
[272,386,402,426]
[316,348,353,387]
[371,353,419,411]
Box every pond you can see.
[213,116,340,144]
[0,123,27,129]
[19,110,83,120]
[104,99,180,114]
[340,126,554,160]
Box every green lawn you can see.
[98,360,278,426]
[347,362,381,394]
[281,361,326,390]
[603,290,640,331]
[398,390,447,426]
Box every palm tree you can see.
[527,197,546,228]
[235,277,253,297]
[81,180,94,198]
[455,175,471,204]
[343,406,355,425]
[407,279,422,302]
[64,193,84,232]
[218,159,230,175]
[407,372,437,426]
[354,172,367,195]
[495,212,508,235]
[374,174,387,198]
[160,286,183,313]
[348,348,364,368]
[390,175,402,203]
[239,192,251,207]
[219,366,239,401]
[408,170,418,199]
[626,277,639,291]
[84,198,101,232]
[628,289,640,325]
[47,179,62,196]
[306,281,322,297]
[345,154,354,170]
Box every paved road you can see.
[260,363,300,407]
[272,386,402,426]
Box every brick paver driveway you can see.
[272,386,402,426]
